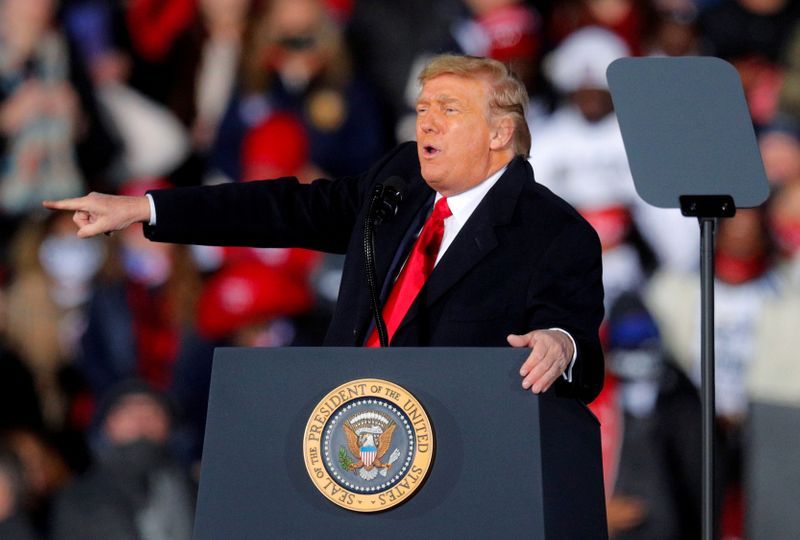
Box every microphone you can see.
[370,176,408,225]
[364,176,408,346]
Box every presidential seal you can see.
[303,379,434,512]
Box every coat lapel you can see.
[395,157,529,334]
[370,174,434,295]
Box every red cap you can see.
[241,112,309,181]
[197,259,313,339]
[478,5,540,62]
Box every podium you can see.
[193,348,607,539]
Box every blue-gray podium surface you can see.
[193,347,607,539]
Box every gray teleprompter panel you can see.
[607,56,769,209]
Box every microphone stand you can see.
[363,177,406,347]
[364,187,390,347]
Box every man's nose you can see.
[419,112,441,133]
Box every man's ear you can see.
[489,116,514,151]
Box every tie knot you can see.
[431,197,452,221]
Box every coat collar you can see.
[394,155,530,336]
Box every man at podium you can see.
[45,54,605,403]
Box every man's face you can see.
[416,74,497,197]
[104,394,171,445]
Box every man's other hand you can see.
[42,192,151,238]
[508,330,574,394]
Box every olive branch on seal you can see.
[338,446,354,471]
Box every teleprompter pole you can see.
[607,56,770,540]
[680,195,733,540]
[699,216,716,540]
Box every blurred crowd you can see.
[0,0,799,538]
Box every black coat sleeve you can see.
[526,216,605,402]
[143,143,415,253]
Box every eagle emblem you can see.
[342,411,401,481]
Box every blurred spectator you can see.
[122,0,255,185]
[240,111,323,182]
[644,0,701,56]
[547,0,653,55]
[778,20,800,128]
[0,0,86,215]
[0,444,37,540]
[78,179,201,407]
[4,429,72,536]
[699,0,800,127]
[172,117,326,464]
[746,180,800,539]
[50,380,194,540]
[758,116,800,185]
[699,0,800,63]
[4,212,106,431]
[591,292,702,539]
[765,177,800,280]
[62,0,191,185]
[647,209,778,421]
[453,0,541,89]
[124,0,196,103]
[201,111,327,335]
[0,279,43,433]
[530,27,698,309]
[212,0,386,181]
[646,208,780,538]
[175,0,253,149]
[170,250,319,467]
[196,259,314,346]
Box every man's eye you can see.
[445,107,458,113]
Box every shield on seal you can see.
[360,445,377,467]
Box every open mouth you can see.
[422,145,441,158]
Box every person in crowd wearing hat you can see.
[240,112,320,182]
[591,292,703,540]
[45,54,605,403]
[167,257,317,467]
[547,0,651,55]
[211,0,386,182]
[530,26,698,311]
[49,380,194,540]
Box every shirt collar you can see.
[434,165,508,228]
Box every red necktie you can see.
[366,197,452,346]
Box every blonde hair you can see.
[418,54,531,156]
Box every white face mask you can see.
[189,244,225,273]
[39,235,106,307]
[121,245,172,287]
[608,347,663,382]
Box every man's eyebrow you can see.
[416,95,462,106]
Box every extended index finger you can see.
[42,197,89,211]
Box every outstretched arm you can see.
[42,193,151,238]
